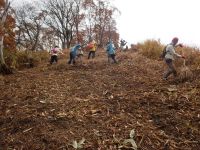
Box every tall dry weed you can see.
[138,40,200,69]
[137,39,164,60]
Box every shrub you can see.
[4,50,49,69]
[138,39,200,68]
[137,39,164,60]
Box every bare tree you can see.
[15,2,46,51]
[95,0,120,47]
[40,27,59,51]
[0,0,12,74]
[82,0,96,38]
[72,0,85,43]
[82,0,120,47]
[43,0,78,48]
[14,0,120,51]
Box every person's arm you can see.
[49,49,53,55]
[172,48,182,57]
[59,48,64,54]
[175,43,183,48]
[170,46,184,58]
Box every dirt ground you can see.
[0,50,200,150]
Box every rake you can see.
[179,59,193,82]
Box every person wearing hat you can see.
[68,43,81,64]
[163,37,185,80]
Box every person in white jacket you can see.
[163,37,185,80]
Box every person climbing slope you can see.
[163,37,185,80]
[106,41,117,63]
[68,43,81,65]
[50,46,63,65]
[87,40,97,59]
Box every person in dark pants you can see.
[50,46,62,64]
[50,55,57,64]
[68,44,81,65]
[87,40,97,59]
[106,41,117,63]
[163,37,185,80]
[88,51,95,59]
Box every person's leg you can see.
[88,51,92,59]
[164,59,176,79]
[171,63,177,77]
[107,54,110,63]
[113,55,117,63]
[72,55,76,64]
[50,56,54,64]
[92,51,95,58]
[110,54,117,63]
[54,55,58,63]
[68,52,73,64]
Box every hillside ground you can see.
[0,49,200,149]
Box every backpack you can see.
[87,43,94,49]
[160,45,167,59]
[52,48,58,54]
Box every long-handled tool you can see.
[179,59,193,82]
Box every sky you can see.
[12,0,200,47]
[113,0,200,47]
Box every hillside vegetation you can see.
[1,43,200,149]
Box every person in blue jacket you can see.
[106,41,117,63]
[68,44,81,64]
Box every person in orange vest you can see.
[87,40,97,59]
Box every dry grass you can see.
[137,39,164,60]
[138,40,200,66]
[0,75,4,80]
[4,50,49,69]
[179,60,193,82]
[138,40,200,81]
[138,40,200,69]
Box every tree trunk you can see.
[0,36,5,64]
[0,0,12,74]
[99,26,105,48]
[0,63,12,75]
[0,36,12,74]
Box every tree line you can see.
[0,0,120,74]
[15,0,120,50]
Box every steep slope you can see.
[0,51,200,149]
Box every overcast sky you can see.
[113,0,200,47]
[12,0,200,47]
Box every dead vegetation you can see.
[0,50,200,149]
